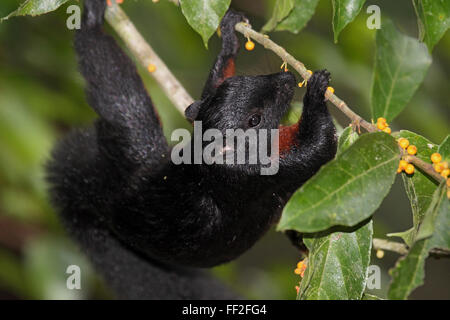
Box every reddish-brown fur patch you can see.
[278,122,300,156]
[223,58,235,79]
[216,58,235,87]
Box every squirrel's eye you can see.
[248,114,262,127]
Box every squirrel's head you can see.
[185,71,296,133]
[185,71,296,175]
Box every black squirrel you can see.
[46,0,337,299]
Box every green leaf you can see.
[332,0,366,43]
[438,135,450,162]
[413,0,450,51]
[179,0,231,48]
[388,182,448,299]
[337,126,359,155]
[387,131,438,246]
[416,181,449,245]
[278,132,399,233]
[262,0,295,32]
[387,237,428,300]
[298,221,373,300]
[370,19,432,122]
[275,0,320,34]
[1,0,70,21]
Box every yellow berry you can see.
[383,127,391,134]
[431,153,442,164]
[407,145,417,155]
[398,138,409,149]
[245,40,255,51]
[441,168,450,178]
[147,63,156,73]
[294,268,302,275]
[376,249,385,259]
[298,81,304,87]
[297,261,304,269]
[442,161,449,169]
[327,86,335,94]
[377,122,387,130]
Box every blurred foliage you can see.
[0,0,448,299]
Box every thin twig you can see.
[105,4,194,114]
[104,4,444,184]
[373,238,450,259]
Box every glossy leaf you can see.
[413,0,450,51]
[387,131,438,246]
[371,19,432,122]
[275,0,320,34]
[298,221,373,300]
[332,0,366,42]
[278,132,399,233]
[179,0,231,48]
[337,126,359,155]
[1,0,69,21]
[262,0,295,32]
[388,182,448,299]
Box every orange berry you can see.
[377,122,387,130]
[441,168,450,178]
[383,127,391,134]
[398,138,409,149]
[298,81,305,87]
[442,161,449,169]
[405,164,415,174]
[297,261,304,269]
[434,163,444,173]
[377,117,387,125]
[306,70,313,75]
[447,178,450,187]
[147,63,156,73]
[431,153,442,164]
[327,86,335,94]
[376,249,385,259]
[407,145,417,155]
[245,40,255,51]
[399,160,408,170]
[294,268,302,275]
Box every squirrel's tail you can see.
[47,127,237,299]
[63,202,237,299]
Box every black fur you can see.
[46,0,337,299]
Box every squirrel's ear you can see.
[185,100,203,122]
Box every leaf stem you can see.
[372,238,450,258]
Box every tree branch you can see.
[105,4,194,114]
[372,238,450,259]
[104,4,444,184]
